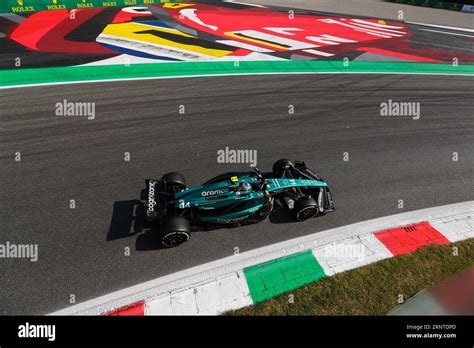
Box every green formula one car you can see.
[145,159,334,247]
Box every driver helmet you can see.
[240,182,252,192]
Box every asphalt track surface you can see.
[1,73,473,314]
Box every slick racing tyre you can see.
[161,217,191,248]
[293,197,319,221]
[161,172,186,191]
[272,159,295,177]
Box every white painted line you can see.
[419,28,474,38]
[2,69,473,91]
[180,8,218,31]
[50,201,474,315]
[303,49,334,57]
[351,19,405,30]
[224,0,266,8]
[406,21,474,33]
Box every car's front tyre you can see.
[272,159,295,177]
[293,196,319,221]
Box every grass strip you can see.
[228,238,474,315]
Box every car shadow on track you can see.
[107,194,298,251]
[268,205,298,224]
[107,196,168,251]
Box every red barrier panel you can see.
[375,222,450,256]
[105,301,144,316]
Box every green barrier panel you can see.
[386,0,464,11]
[244,251,326,303]
[1,61,474,88]
[0,0,183,14]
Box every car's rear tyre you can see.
[161,172,186,191]
[272,159,295,177]
[293,197,319,221]
[161,217,190,248]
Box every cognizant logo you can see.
[148,182,156,212]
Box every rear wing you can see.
[145,179,168,222]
